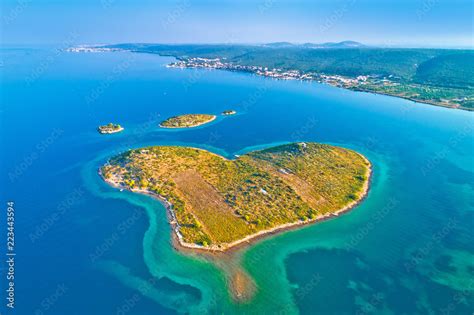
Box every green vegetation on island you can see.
[159,114,216,128]
[101,143,371,250]
[98,123,123,134]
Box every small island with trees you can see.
[100,142,371,252]
[159,114,216,128]
[98,123,124,134]
[222,110,237,115]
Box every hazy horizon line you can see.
[2,41,473,50]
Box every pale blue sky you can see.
[1,0,473,47]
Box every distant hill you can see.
[302,41,367,49]
[263,42,295,48]
[262,41,367,49]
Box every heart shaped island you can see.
[100,142,371,252]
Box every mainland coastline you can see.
[67,45,474,111]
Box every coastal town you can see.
[168,57,380,89]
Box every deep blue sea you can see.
[1,46,473,314]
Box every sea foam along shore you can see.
[99,152,372,253]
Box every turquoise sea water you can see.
[1,47,473,314]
